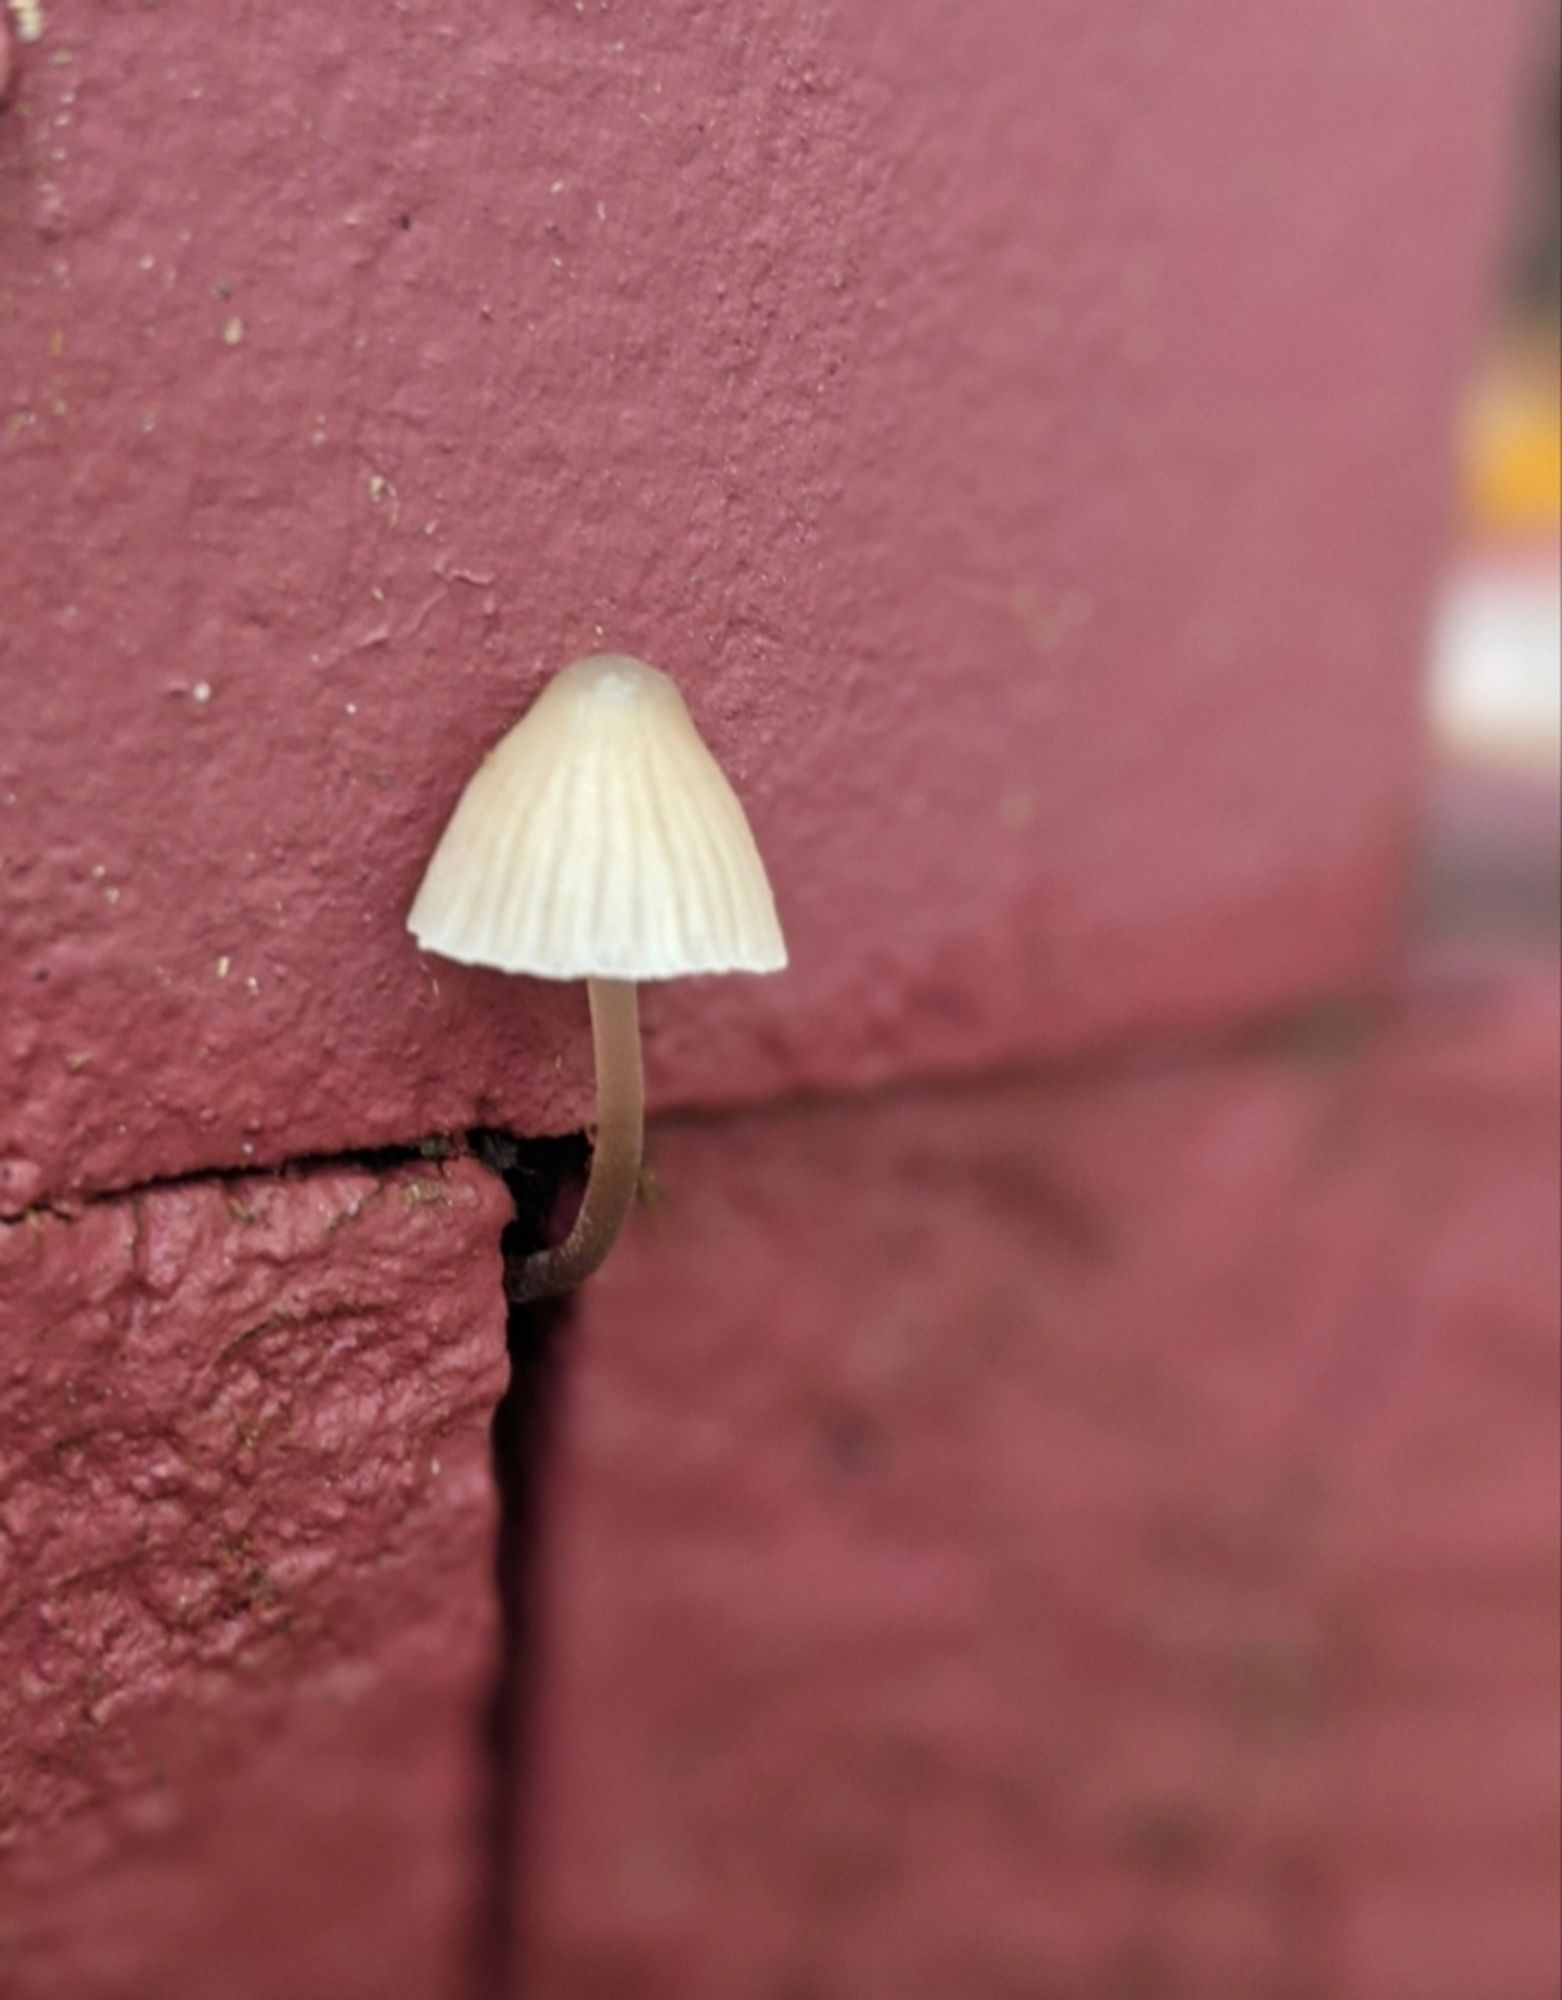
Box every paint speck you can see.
[367,473,388,504]
[221,315,244,346]
[64,1052,90,1073]
[8,1,44,48]
[191,680,212,704]
[138,254,156,272]
[215,956,231,979]
[90,863,105,878]
[245,976,260,996]
[549,179,566,194]
[140,412,156,433]
[1011,582,1093,653]
[102,886,120,905]
[595,201,607,222]
[344,701,357,715]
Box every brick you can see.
[523,970,1560,1999]
[0,1157,510,2000]
[0,0,1531,1209]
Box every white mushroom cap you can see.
[408,655,788,980]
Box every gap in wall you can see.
[466,1129,589,2000]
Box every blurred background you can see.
[1428,13,1560,938]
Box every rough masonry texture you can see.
[0,5,1548,1998]
[523,972,1561,2000]
[0,1157,511,2000]
[0,0,1530,1210]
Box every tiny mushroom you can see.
[408,653,787,1302]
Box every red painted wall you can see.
[1,4,1551,1998]
[0,0,1528,1209]
[0,1160,509,2000]
[526,973,1561,2000]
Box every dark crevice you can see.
[6,1133,477,1225]
[465,1129,588,2000]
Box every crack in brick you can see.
[466,1130,586,2000]
[4,1134,471,1226]
[1,990,1406,1230]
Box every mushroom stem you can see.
[508,976,644,1304]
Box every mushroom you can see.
[407,653,787,1302]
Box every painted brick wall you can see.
[522,973,1560,2000]
[0,0,1529,1209]
[0,1159,509,1999]
[0,4,1551,1998]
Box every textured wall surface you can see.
[0,1157,510,2000]
[0,4,1548,1998]
[523,971,1561,2000]
[0,0,1529,1211]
